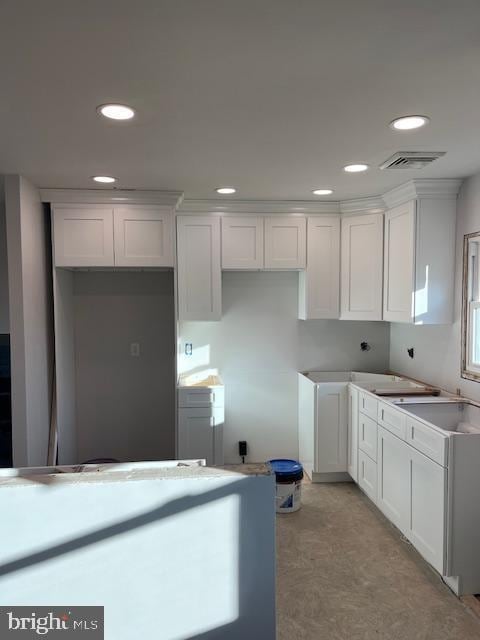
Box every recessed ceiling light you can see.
[92,175,117,183]
[97,103,135,120]
[390,115,430,131]
[343,164,369,173]
[312,189,334,196]
[216,187,236,194]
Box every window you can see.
[462,233,480,379]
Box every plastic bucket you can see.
[269,459,303,513]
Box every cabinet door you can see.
[299,216,340,319]
[377,426,410,534]
[177,216,222,321]
[341,213,383,320]
[383,201,416,323]
[407,447,446,574]
[315,383,347,473]
[52,206,114,267]
[113,207,174,267]
[221,217,264,269]
[347,386,359,482]
[264,216,306,269]
[177,408,216,465]
[358,413,378,461]
[358,449,377,503]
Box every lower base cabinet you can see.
[316,383,348,473]
[408,446,446,574]
[376,425,446,574]
[358,449,377,503]
[377,426,410,534]
[347,386,359,481]
[177,407,224,466]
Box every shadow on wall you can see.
[0,475,275,639]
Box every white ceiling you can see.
[1,0,480,201]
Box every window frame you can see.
[462,232,480,381]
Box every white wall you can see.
[180,271,390,464]
[0,197,9,334]
[0,464,276,640]
[390,172,480,401]
[5,175,53,467]
[73,271,176,463]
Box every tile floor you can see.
[276,481,480,639]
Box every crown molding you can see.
[178,199,340,215]
[382,179,462,209]
[339,196,386,215]
[39,179,464,214]
[40,189,184,208]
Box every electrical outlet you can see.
[130,343,140,357]
[185,343,193,356]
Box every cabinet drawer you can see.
[406,417,448,467]
[359,413,378,462]
[378,402,406,440]
[358,449,377,503]
[358,392,378,420]
[178,386,225,408]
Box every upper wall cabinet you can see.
[221,216,264,269]
[53,206,115,267]
[341,213,383,321]
[52,205,174,268]
[113,206,174,267]
[299,216,340,319]
[177,216,222,321]
[264,216,306,269]
[383,197,456,324]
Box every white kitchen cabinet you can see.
[383,201,415,323]
[177,407,224,466]
[315,383,348,474]
[383,197,456,324]
[53,205,175,268]
[377,426,410,534]
[341,213,383,320]
[358,412,378,461]
[53,205,115,267]
[407,446,446,574]
[358,449,377,503]
[177,216,222,321]
[298,216,340,319]
[264,216,306,269]
[347,385,359,482]
[221,216,264,269]
[113,207,174,267]
[177,375,224,466]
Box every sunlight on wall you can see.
[178,343,211,375]
[414,265,430,324]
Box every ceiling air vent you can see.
[379,151,446,170]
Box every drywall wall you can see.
[5,176,53,467]
[0,463,276,639]
[0,198,9,334]
[179,271,390,463]
[390,172,480,401]
[74,271,175,463]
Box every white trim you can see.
[40,189,184,208]
[467,301,480,375]
[339,196,385,215]
[39,179,463,215]
[382,179,462,209]
[178,199,340,214]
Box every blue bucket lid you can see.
[269,459,303,478]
